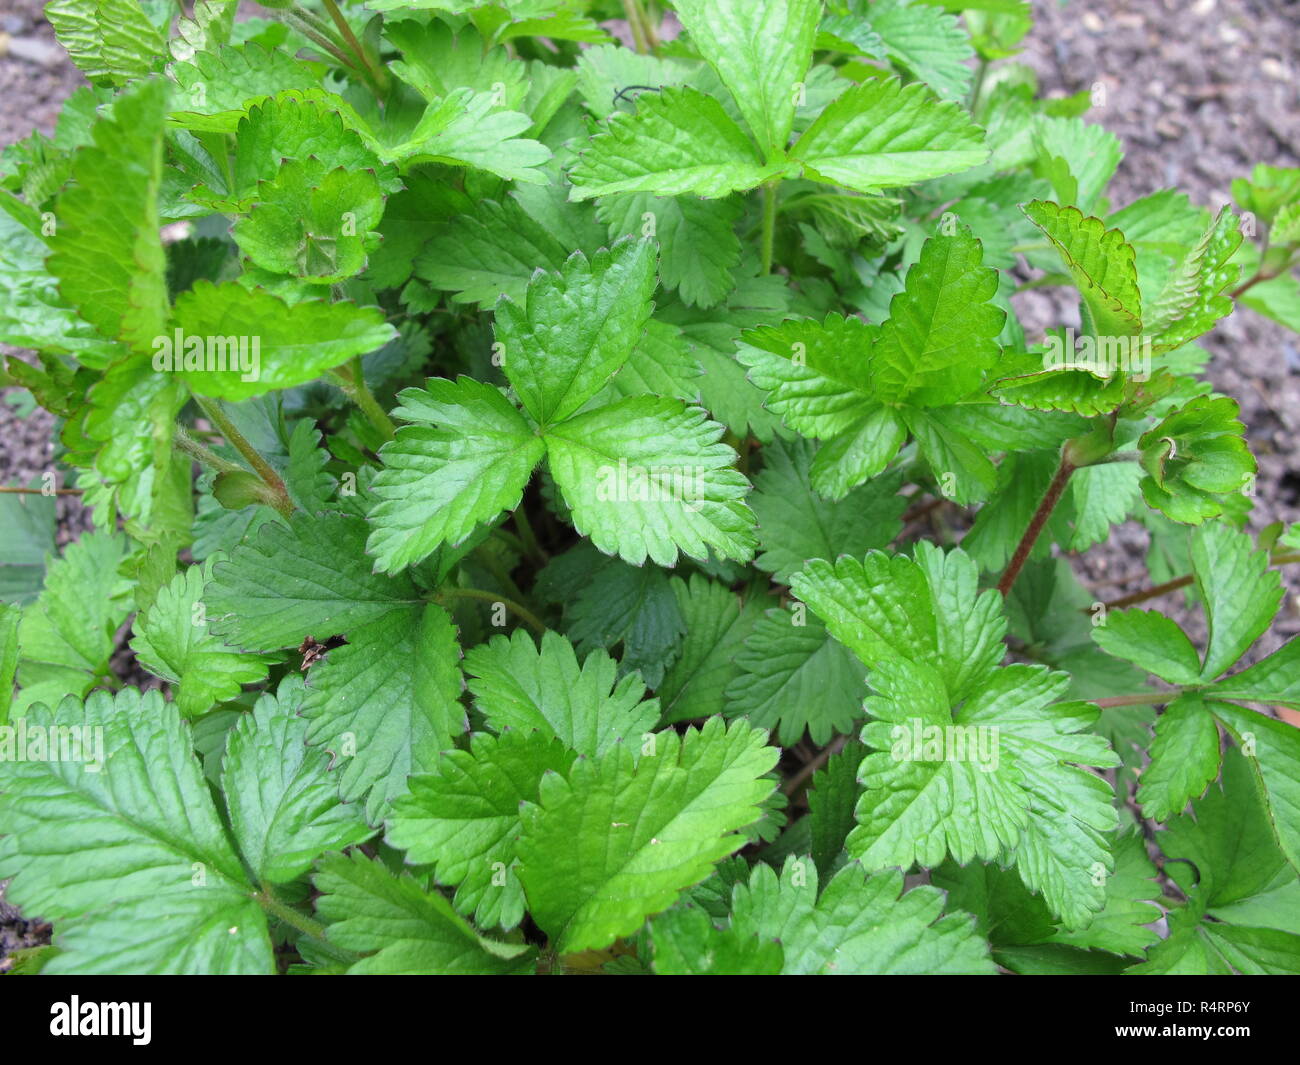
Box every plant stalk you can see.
[439,587,546,634]
[997,453,1077,598]
[760,181,778,275]
[193,396,294,518]
[332,359,396,442]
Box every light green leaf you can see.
[673,0,820,157]
[0,689,274,974]
[314,851,534,974]
[789,77,987,193]
[464,629,659,755]
[650,902,785,975]
[131,556,271,717]
[517,717,777,953]
[386,730,575,931]
[1091,608,1202,685]
[1136,694,1221,822]
[171,282,396,400]
[545,396,757,567]
[1190,522,1281,680]
[497,238,658,426]
[222,676,373,884]
[46,0,167,85]
[366,376,545,574]
[1211,704,1300,875]
[569,86,791,201]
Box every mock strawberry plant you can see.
[1,0,1299,976]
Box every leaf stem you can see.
[438,587,546,634]
[174,424,248,476]
[255,888,356,966]
[331,359,396,442]
[997,452,1077,598]
[760,181,778,275]
[1090,550,1300,612]
[192,396,294,518]
[320,0,388,93]
[1093,691,1183,708]
[513,507,548,563]
[0,485,82,495]
[781,735,847,798]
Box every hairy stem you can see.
[320,0,388,92]
[1093,691,1183,708]
[760,181,778,275]
[193,396,294,518]
[331,359,396,442]
[0,486,82,496]
[997,453,1077,598]
[439,587,546,634]
[174,424,249,476]
[256,888,355,966]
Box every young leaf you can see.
[46,0,167,86]
[366,377,546,574]
[516,717,777,953]
[1136,694,1221,822]
[463,629,659,755]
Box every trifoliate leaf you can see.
[386,730,576,930]
[366,376,545,574]
[0,689,274,974]
[543,396,757,567]
[463,629,659,755]
[725,606,868,746]
[727,856,995,974]
[569,86,792,201]
[314,851,534,975]
[517,717,778,952]
[1022,200,1142,336]
[131,556,271,717]
[170,281,396,400]
[221,676,373,884]
[849,658,1119,927]
[496,238,658,427]
[789,77,987,193]
[672,0,820,158]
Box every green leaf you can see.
[233,159,385,283]
[789,77,987,193]
[544,397,757,567]
[414,195,569,307]
[1136,694,1221,822]
[387,730,576,930]
[1091,608,1202,684]
[868,228,1005,405]
[14,532,132,715]
[569,86,791,200]
[464,629,659,755]
[131,556,271,717]
[497,238,658,426]
[673,0,820,158]
[1022,200,1142,336]
[650,902,785,974]
[168,43,320,133]
[0,689,274,974]
[1133,747,1300,974]
[1211,637,1300,709]
[1139,396,1255,525]
[1146,206,1242,350]
[47,78,169,352]
[854,0,975,101]
[727,856,995,974]
[0,605,18,726]
[222,676,373,884]
[807,739,867,880]
[849,658,1119,927]
[0,490,56,606]
[750,437,905,584]
[46,0,167,85]
[725,606,868,746]
[598,192,742,308]
[517,717,777,952]
[1190,521,1282,680]
[170,281,396,400]
[1211,705,1300,875]
[366,376,545,574]
[314,851,534,975]
[657,576,772,724]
